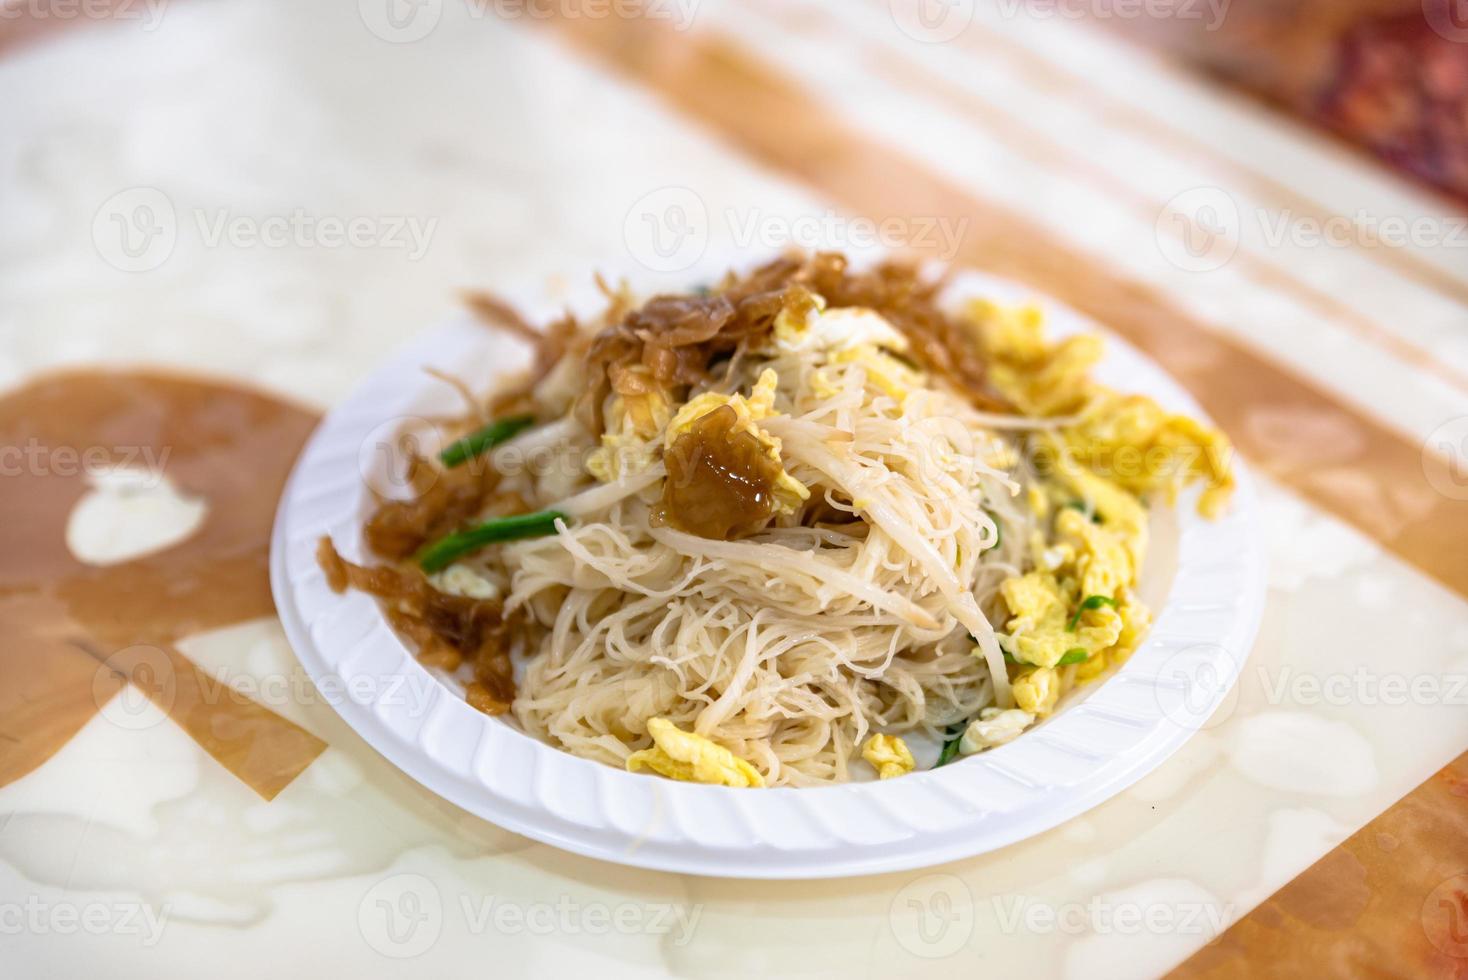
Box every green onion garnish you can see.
[1066,595,1118,632]
[936,723,967,767]
[1058,647,1090,666]
[416,509,566,573]
[1062,500,1103,523]
[438,414,535,468]
[989,637,1017,665]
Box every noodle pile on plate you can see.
[319,253,1234,787]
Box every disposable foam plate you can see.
[270,268,1266,878]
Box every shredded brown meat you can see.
[463,291,581,423]
[581,261,818,431]
[363,453,501,561]
[795,253,1008,412]
[584,253,1006,416]
[317,537,517,713]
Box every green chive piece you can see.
[986,637,1018,665]
[936,723,967,767]
[417,509,566,573]
[438,414,535,468]
[1062,500,1103,523]
[1058,648,1090,666]
[984,509,1003,552]
[1067,594,1119,632]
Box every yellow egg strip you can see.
[625,717,765,788]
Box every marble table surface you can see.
[2,2,1466,977]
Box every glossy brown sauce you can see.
[0,371,327,799]
[655,403,781,539]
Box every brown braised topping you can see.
[795,252,1008,412]
[363,452,502,561]
[465,682,506,714]
[653,404,782,540]
[581,262,819,429]
[317,537,517,713]
[464,291,582,418]
[582,253,1007,415]
[464,291,577,380]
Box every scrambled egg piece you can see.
[774,302,908,354]
[1055,507,1134,599]
[587,368,673,483]
[959,297,1235,729]
[625,717,765,788]
[1027,484,1050,519]
[778,304,921,405]
[969,300,1047,363]
[959,707,1035,754]
[769,286,826,348]
[969,299,1101,417]
[1072,599,1152,683]
[665,368,810,513]
[1044,456,1150,572]
[862,734,915,780]
[997,572,1122,671]
[1012,667,1060,715]
[1065,394,1236,519]
[967,299,1234,518]
[996,476,1159,715]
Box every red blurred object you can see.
[1089,0,1468,205]
[1318,1,1468,204]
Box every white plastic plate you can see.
[270,270,1265,878]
